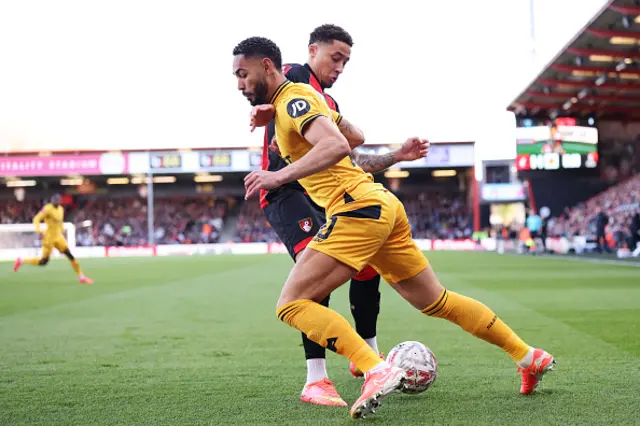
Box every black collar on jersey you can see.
[269,80,292,104]
[304,63,327,89]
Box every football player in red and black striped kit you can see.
[258,24,428,406]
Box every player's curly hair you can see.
[309,24,353,47]
[233,37,282,69]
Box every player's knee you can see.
[39,258,49,266]
[276,297,302,324]
[276,294,294,312]
[277,276,307,309]
[63,250,75,260]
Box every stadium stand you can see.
[0,190,474,245]
[0,196,230,247]
[402,192,472,240]
[234,198,279,243]
[0,200,41,225]
[547,173,640,249]
[74,196,230,246]
[526,176,611,222]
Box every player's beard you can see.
[322,78,334,89]
[250,79,269,106]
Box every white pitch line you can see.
[510,253,640,268]
[545,255,640,268]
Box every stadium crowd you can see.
[547,174,640,250]
[0,196,230,248]
[0,191,475,246]
[403,192,473,240]
[0,200,41,225]
[234,198,280,243]
[233,191,474,243]
[73,196,230,246]
[2,177,638,252]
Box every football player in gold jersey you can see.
[233,37,554,419]
[14,194,94,284]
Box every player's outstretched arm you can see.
[352,137,429,174]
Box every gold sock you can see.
[23,258,41,266]
[277,299,382,373]
[70,259,83,276]
[422,289,530,362]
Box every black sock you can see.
[349,274,381,340]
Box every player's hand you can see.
[269,136,281,156]
[243,170,283,200]
[38,233,44,240]
[250,104,276,132]
[396,137,429,162]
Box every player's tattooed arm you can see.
[351,150,396,174]
[352,137,430,174]
[337,117,365,149]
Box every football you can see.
[387,341,438,394]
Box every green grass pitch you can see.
[1,252,639,425]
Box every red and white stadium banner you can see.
[545,238,571,255]
[266,242,289,254]
[430,239,480,251]
[156,242,270,256]
[0,239,486,261]
[105,245,157,257]
[0,153,129,177]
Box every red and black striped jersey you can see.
[260,63,340,209]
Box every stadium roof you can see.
[507,0,640,120]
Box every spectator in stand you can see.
[630,211,640,255]
[525,209,542,253]
[539,217,548,253]
[596,211,611,253]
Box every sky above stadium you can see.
[0,0,607,162]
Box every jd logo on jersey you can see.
[298,217,313,233]
[287,98,311,118]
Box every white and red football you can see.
[387,341,438,394]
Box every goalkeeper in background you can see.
[13,194,94,284]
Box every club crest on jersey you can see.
[298,217,313,233]
[287,98,310,118]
